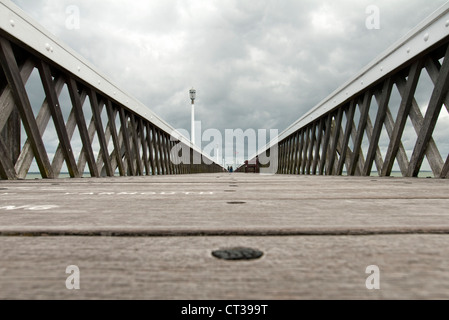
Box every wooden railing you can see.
[0,2,222,179]
[249,3,449,178]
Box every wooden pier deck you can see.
[0,173,449,300]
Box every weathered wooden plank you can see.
[98,109,112,177]
[286,135,294,174]
[129,114,143,176]
[51,91,87,176]
[312,117,324,175]
[78,96,105,176]
[66,78,99,177]
[425,55,449,114]
[301,126,311,174]
[306,122,317,174]
[0,135,17,179]
[319,114,332,175]
[284,139,291,174]
[295,130,305,175]
[285,137,292,174]
[165,131,174,174]
[396,75,444,177]
[151,125,162,175]
[365,112,384,174]
[0,59,34,131]
[111,125,127,175]
[381,61,422,177]
[336,101,356,175]
[327,107,344,175]
[15,76,64,178]
[408,46,449,177]
[118,108,135,176]
[165,131,175,175]
[283,139,289,174]
[363,78,393,176]
[37,62,80,178]
[290,131,300,174]
[0,59,34,169]
[0,38,54,178]
[138,118,150,175]
[88,89,113,177]
[373,91,409,176]
[156,128,167,175]
[278,140,285,174]
[105,101,124,176]
[145,122,156,175]
[441,154,449,178]
[276,142,283,174]
[348,91,372,176]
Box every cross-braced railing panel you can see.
[0,35,222,180]
[271,40,449,178]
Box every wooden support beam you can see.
[301,127,311,174]
[395,75,443,177]
[290,132,299,174]
[38,62,80,178]
[0,59,34,149]
[138,118,150,175]
[0,135,17,179]
[311,118,324,175]
[167,133,176,174]
[0,62,31,126]
[88,89,113,177]
[66,79,99,177]
[105,101,125,176]
[15,76,64,178]
[0,38,54,178]
[277,141,284,174]
[145,122,156,175]
[97,109,112,177]
[118,108,135,176]
[348,91,372,176]
[319,113,332,175]
[296,130,305,174]
[129,113,143,175]
[287,134,294,174]
[425,55,449,114]
[151,125,162,175]
[156,128,167,175]
[286,134,295,174]
[363,78,393,176]
[381,61,422,177]
[306,122,317,174]
[408,46,449,177]
[51,91,86,176]
[373,91,409,176]
[327,107,344,175]
[336,101,356,175]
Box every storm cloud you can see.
[10,0,449,166]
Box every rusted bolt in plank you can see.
[212,247,263,261]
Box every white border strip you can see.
[255,1,449,158]
[0,0,214,163]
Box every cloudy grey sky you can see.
[8,0,449,168]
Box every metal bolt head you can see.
[212,247,264,261]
